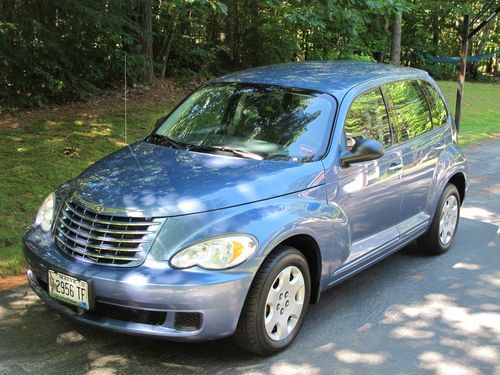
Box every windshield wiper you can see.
[186,144,264,160]
[147,136,265,160]
[145,134,184,149]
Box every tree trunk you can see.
[139,0,154,84]
[432,13,440,53]
[158,9,180,79]
[492,56,499,80]
[2,0,15,21]
[374,16,390,63]
[391,10,402,65]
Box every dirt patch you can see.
[0,274,27,291]
[0,78,200,132]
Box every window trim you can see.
[417,80,436,129]
[379,87,396,147]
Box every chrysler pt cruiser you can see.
[24,61,468,355]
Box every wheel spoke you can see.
[281,267,293,291]
[266,285,280,305]
[265,307,279,335]
[287,299,304,318]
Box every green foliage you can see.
[404,0,499,79]
[0,0,498,109]
[0,0,147,109]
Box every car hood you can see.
[72,141,326,217]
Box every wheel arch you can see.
[448,172,466,205]
[270,234,322,305]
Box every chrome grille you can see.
[55,201,161,266]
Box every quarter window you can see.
[344,88,392,150]
[419,80,449,127]
[384,80,432,141]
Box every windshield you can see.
[151,84,334,162]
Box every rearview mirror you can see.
[340,139,385,167]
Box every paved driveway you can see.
[1,141,499,375]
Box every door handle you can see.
[388,163,403,172]
[435,144,446,150]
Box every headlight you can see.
[170,235,257,270]
[35,192,55,232]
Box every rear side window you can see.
[384,80,432,142]
[343,88,392,150]
[419,80,449,127]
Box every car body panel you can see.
[74,141,327,217]
[23,226,259,341]
[211,61,423,98]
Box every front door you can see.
[330,88,403,266]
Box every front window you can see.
[343,88,392,150]
[151,84,334,162]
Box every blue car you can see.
[24,61,468,355]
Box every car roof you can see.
[210,61,428,98]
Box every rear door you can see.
[382,80,437,239]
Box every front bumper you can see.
[23,226,259,342]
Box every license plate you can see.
[48,270,89,310]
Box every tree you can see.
[0,0,497,110]
[391,10,402,65]
[139,0,154,83]
[157,6,180,79]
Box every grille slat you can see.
[57,230,141,253]
[59,220,151,243]
[60,217,154,235]
[56,236,140,261]
[65,202,159,226]
[55,200,161,266]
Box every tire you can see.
[418,184,460,255]
[234,246,311,355]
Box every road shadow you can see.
[0,217,498,374]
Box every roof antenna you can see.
[124,52,128,144]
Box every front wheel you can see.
[234,246,311,355]
[418,184,460,255]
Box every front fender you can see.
[147,185,343,283]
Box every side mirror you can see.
[340,139,385,167]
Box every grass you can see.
[0,99,175,276]
[438,81,500,145]
[0,80,498,277]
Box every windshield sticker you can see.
[299,145,316,156]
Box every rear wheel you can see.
[234,246,311,355]
[418,184,460,255]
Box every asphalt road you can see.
[1,141,499,375]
